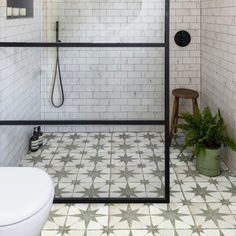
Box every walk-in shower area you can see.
[21,131,166,200]
[0,0,169,203]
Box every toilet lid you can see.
[0,167,54,226]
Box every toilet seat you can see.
[0,167,54,227]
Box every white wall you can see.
[0,0,41,166]
[201,0,236,173]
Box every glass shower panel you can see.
[42,0,165,43]
[0,0,169,202]
[0,47,41,121]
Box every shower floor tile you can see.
[21,132,166,198]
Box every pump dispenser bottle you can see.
[37,126,44,147]
[30,128,39,152]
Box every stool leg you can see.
[170,97,179,144]
[174,98,179,133]
[192,98,199,115]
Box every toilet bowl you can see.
[0,167,54,236]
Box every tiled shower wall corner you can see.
[170,0,200,108]
[0,0,41,166]
[201,0,236,174]
[41,0,201,132]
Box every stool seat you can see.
[172,88,199,99]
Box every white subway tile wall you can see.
[41,48,165,121]
[43,0,165,43]
[0,0,41,165]
[170,0,201,112]
[201,0,236,173]
[0,0,201,164]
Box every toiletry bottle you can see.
[30,128,39,152]
[37,126,44,147]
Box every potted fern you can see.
[178,107,236,176]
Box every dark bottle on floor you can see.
[37,126,44,147]
[30,128,39,152]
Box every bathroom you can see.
[1,0,236,235]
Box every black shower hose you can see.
[51,46,65,108]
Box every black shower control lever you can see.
[174,30,191,47]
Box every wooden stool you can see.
[169,88,199,144]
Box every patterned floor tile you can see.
[174,165,212,182]
[77,166,110,182]
[110,204,151,230]
[145,183,165,198]
[111,166,144,182]
[43,204,69,230]
[189,203,236,229]
[50,154,82,167]
[54,182,75,198]
[57,146,84,153]
[47,167,78,183]
[66,204,109,230]
[73,182,109,198]
[216,181,236,202]
[169,183,185,203]
[110,182,147,198]
[140,153,165,166]
[149,203,195,230]
[171,156,195,167]
[181,182,223,203]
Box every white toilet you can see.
[0,167,54,236]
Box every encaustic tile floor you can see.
[21,132,166,198]
[20,132,236,236]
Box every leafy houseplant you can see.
[178,107,236,176]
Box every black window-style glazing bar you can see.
[0,120,165,126]
[0,42,165,47]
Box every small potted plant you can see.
[178,107,236,177]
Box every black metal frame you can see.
[0,0,170,203]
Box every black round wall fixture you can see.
[174,30,191,47]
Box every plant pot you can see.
[196,148,221,177]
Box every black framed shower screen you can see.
[0,0,170,204]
